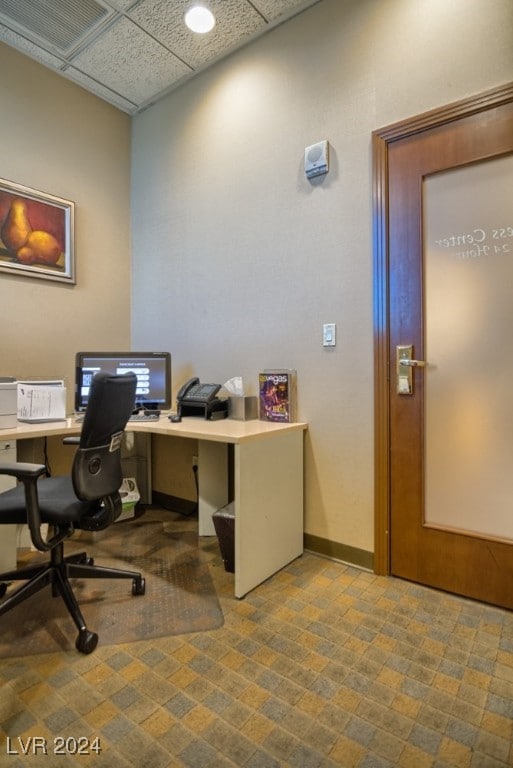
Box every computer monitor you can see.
[75,351,171,412]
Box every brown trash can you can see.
[212,504,235,573]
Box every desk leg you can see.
[234,430,304,598]
[197,441,228,536]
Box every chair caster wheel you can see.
[76,629,98,654]
[0,583,7,598]
[132,577,145,596]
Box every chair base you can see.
[0,543,145,654]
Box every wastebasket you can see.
[212,503,235,573]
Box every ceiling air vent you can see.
[0,0,109,53]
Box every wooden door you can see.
[373,82,513,609]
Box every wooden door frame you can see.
[372,81,513,576]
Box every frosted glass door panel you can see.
[423,154,513,541]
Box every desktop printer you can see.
[0,378,17,429]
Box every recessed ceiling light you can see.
[185,6,216,34]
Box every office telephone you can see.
[171,377,228,421]
[177,377,221,404]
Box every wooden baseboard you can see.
[304,533,373,571]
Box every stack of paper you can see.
[17,380,66,423]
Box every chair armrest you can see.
[0,462,72,552]
[0,461,47,480]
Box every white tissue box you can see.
[118,477,140,521]
[228,396,258,420]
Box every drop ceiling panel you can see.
[253,0,319,22]
[130,0,265,70]
[0,0,321,114]
[70,16,191,105]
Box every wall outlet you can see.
[192,455,199,468]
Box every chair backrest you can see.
[71,372,136,525]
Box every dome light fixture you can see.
[185,5,216,34]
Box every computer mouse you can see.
[169,414,182,423]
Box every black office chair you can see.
[0,371,145,654]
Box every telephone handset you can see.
[171,377,228,421]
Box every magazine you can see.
[258,369,297,423]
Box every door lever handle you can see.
[399,358,427,367]
[396,345,427,394]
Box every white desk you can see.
[0,417,307,598]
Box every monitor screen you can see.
[75,351,171,412]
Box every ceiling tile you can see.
[71,16,191,105]
[0,0,322,113]
[130,0,266,70]
[252,0,320,22]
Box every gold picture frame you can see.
[0,178,75,284]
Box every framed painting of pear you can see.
[0,178,75,284]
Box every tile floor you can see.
[1,509,513,767]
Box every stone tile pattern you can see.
[1,511,512,767]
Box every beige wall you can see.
[0,44,131,411]
[130,0,513,557]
